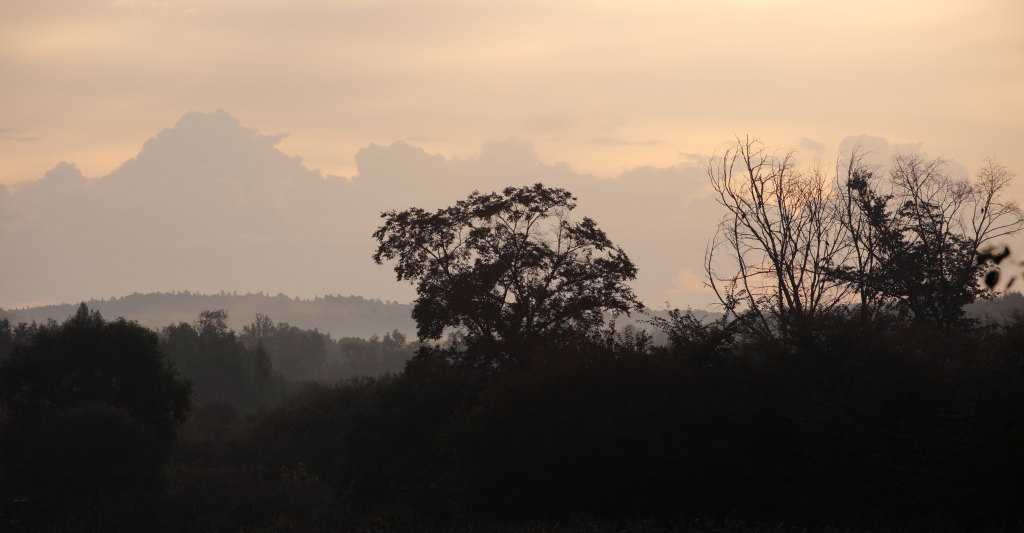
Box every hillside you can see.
[8,290,1018,344]
[6,292,416,340]
[965,291,1024,323]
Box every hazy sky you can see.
[2,0,1023,310]
[2,0,1022,184]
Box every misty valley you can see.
[3,166,1024,531]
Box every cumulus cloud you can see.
[0,111,723,310]
[797,137,825,154]
[838,135,969,178]
[2,1,1022,188]
[8,111,1000,314]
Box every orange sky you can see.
[2,0,1022,187]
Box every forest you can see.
[2,292,417,341]
[1,142,1024,531]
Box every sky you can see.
[1,0,1023,310]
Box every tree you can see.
[0,304,190,524]
[831,154,1023,329]
[705,137,851,337]
[372,183,641,368]
[706,137,1023,334]
[241,313,328,381]
[0,318,12,362]
[161,309,280,411]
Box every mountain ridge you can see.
[6,291,416,340]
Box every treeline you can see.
[0,305,417,529]
[158,312,1024,531]
[1,309,415,405]
[4,291,415,340]
[4,305,1023,530]
[160,309,415,413]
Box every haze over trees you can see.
[2,138,1023,530]
[4,291,416,340]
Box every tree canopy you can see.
[0,304,191,523]
[373,183,641,367]
[706,138,1023,334]
[0,304,190,442]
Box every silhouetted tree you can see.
[831,155,1023,329]
[706,137,851,337]
[707,138,1023,333]
[373,183,641,368]
[0,318,12,362]
[0,304,190,526]
[650,308,736,365]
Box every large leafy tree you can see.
[832,154,1023,329]
[373,183,641,367]
[0,304,191,524]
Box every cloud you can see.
[0,128,41,142]
[839,135,969,177]
[797,137,825,154]
[6,110,986,316]
[3,1,1021,188]
[672,268,712,294]
[0,111,725,311]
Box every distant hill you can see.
[8,292,416,340]
[966,292,1024,323]
[5,291,731,345]
[0,307,25,324]
[17,290,1018,344]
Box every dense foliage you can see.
[3,305,1024,531]
[157,312,1024,531]
[0,305,190,528]
[373,183,641,369]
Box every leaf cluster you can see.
[373,183,641,367]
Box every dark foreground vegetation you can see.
[1,304,1023,531]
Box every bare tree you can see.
[708,136,1024,334]
[705,137,851,337]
